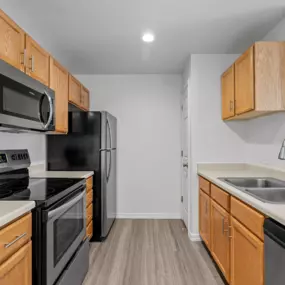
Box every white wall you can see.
[76,74,182,218]
[0,133,45,163]
[243,16,285,168]
[187,54,244,238]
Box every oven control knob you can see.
[11,154,16,161]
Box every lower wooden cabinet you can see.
[230,217,263,285]
[198,177,265,285]
[211,200,230,282]
[0,241,32,285]
[199,189,211,248]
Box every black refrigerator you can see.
[47,111,117,241]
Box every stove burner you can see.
[0,190,12,198]
[13,189,31,198]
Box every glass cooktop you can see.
[0,176,85,206]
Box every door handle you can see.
[30,55,35,72]
[20,49,26,67]
[183,163,188,168]
[4,233,27,248]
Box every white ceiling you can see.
[2,0,285,74]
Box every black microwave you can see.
[0,59,55,132]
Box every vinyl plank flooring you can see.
[83,220,224,285]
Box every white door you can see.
[181,88,189,228]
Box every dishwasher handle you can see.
[264,218,285,249]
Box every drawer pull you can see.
[4,233,26,249]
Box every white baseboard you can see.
[188,231,201,242]
[116,213,181,219]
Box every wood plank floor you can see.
[83,219,224,285]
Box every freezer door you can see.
[101,148,117,238]
[101,112,117,150]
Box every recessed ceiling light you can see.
[142,32,155,43]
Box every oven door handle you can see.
[48,191,85,220]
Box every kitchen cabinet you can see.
[25,35,50,86]
[221,65,235,119]
[230,216,263,285]
[0,9,25,72]
[235,46,255,115]
[0,241,32,285]
[50,58,68,133]
[81,85,90,111]
[211,200,230,282]
[198,176,265,285]
[0,213,32,285]
[69,74,82,107]
[199,189,211,249]
[222,42,285,120]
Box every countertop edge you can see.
[0,201,35,228]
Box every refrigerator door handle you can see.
[107,118,112,149]
[107,149,112,182]
[99,148,116,151]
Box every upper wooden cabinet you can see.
[50,58,68,133]
[221,65,235,119]
[211,200,230,282]
[81,85,90,111]
[235,46,255,115]
[25,35,50,86]
[0,9,25,72]
[199,189,211,249]
[69,75,82,107]
[222,42,285,120]
[230,217,263,285]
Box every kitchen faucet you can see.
[278,140,285,160]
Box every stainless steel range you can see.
[0,149,89,285]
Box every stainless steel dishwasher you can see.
[264,218,285,285]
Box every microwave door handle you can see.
[48,191,85,220]
[43,91,53,129]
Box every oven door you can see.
[44,186,86,285]
[0,69,55,131]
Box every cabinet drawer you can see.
[86,190,93,207]
[86,221,93,240]
[0,213,32,264]
[86,204,93,225]
[211,184,230,211]
[199,176,210,195]
[86,177,93,192]
[231,196,264,240]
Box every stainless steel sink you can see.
[218,177,285,204]
[244,189,285,203]
[219,177,285,188]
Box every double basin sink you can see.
[218,177,285,204]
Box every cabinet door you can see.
[81,86,90,110]
[0,9,25,71]
[221,65,235,119]
[0,241,32,285]
[25,35,50,86]
[235,46,255,115]
[199,189,211,248]
[69,75,81,107]
[230,217,263,285]
[50,58,68,133]
[211,200,230,282]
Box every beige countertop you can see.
[29,163,94,179]
[197,163,285,226]
[0,201,35,228]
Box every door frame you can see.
[180,83,189,229]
